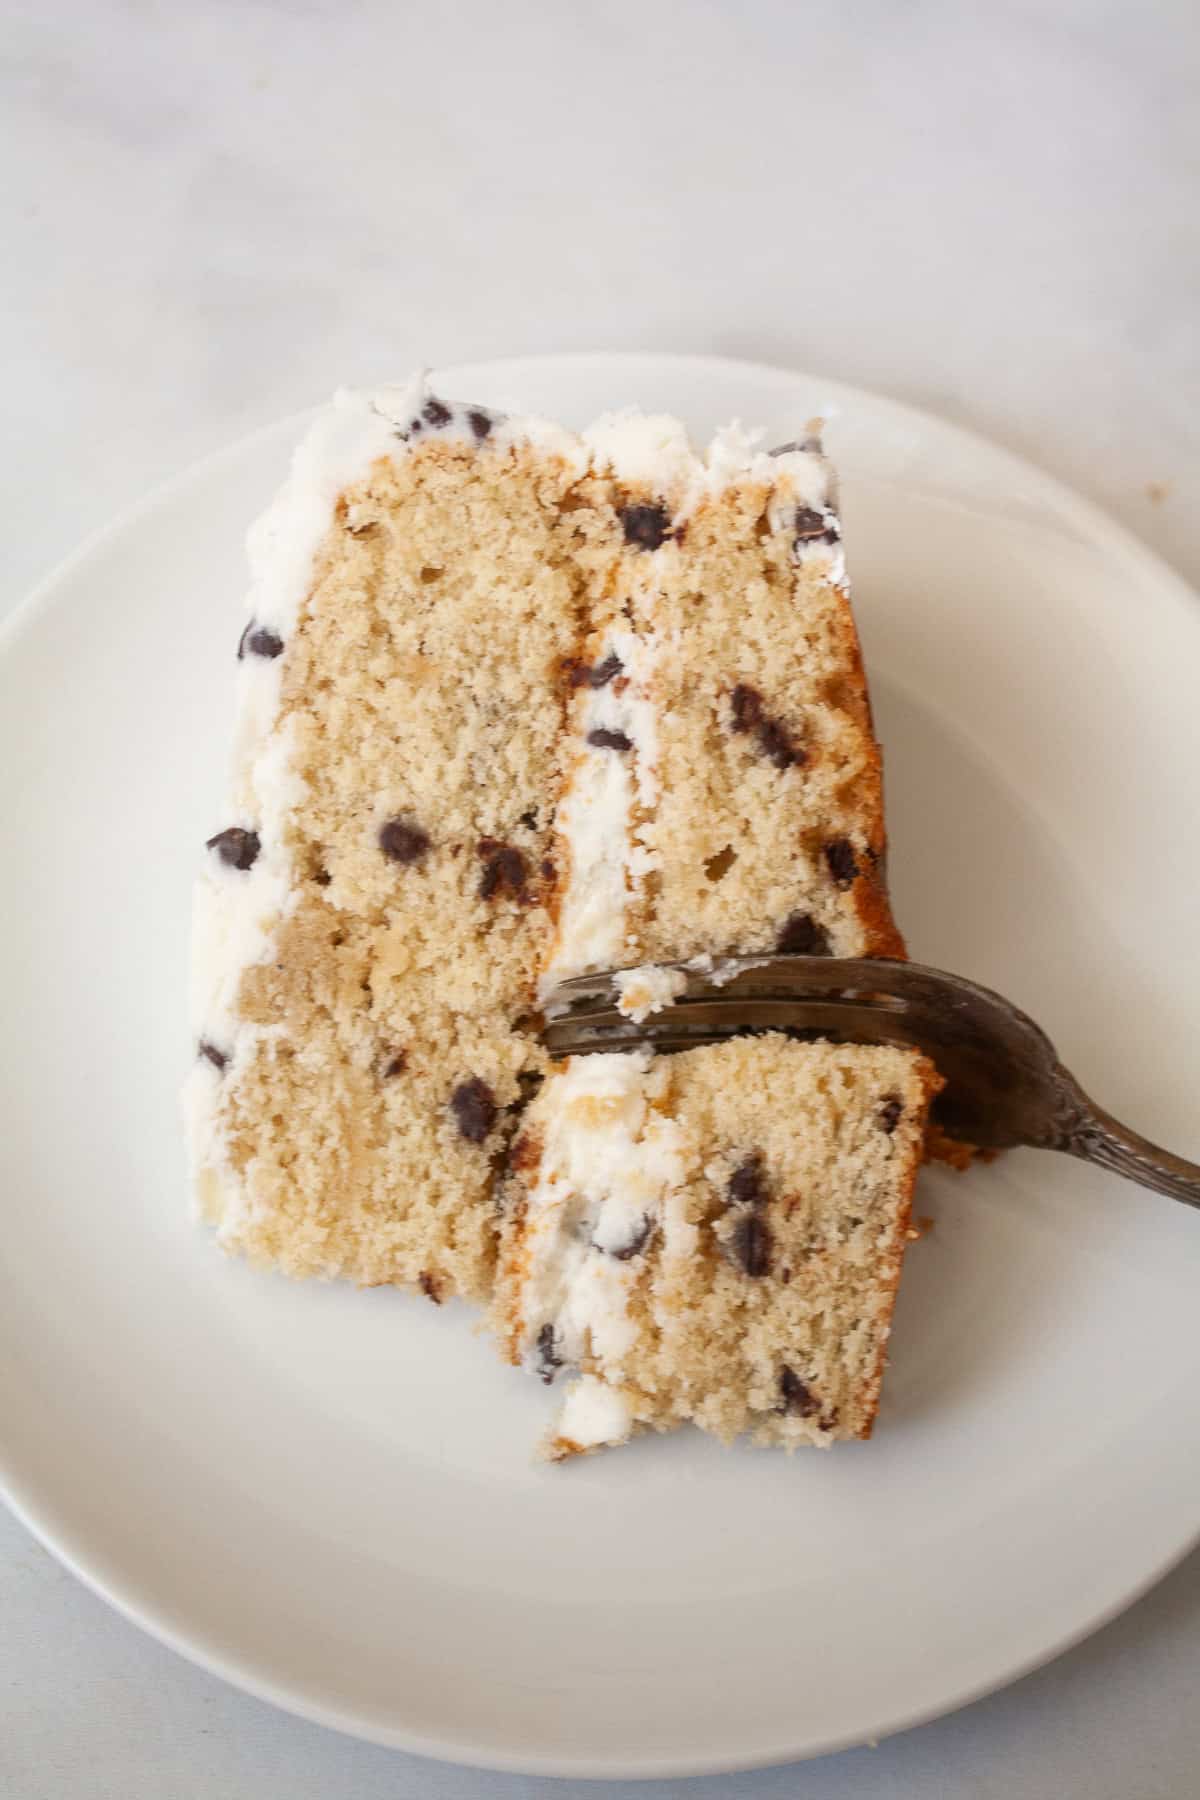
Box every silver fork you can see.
[541,956,1200,1208]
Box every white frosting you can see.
[519,1053,686,1381]
[614,963,687,1022]
[555,1375,634,1451]
[541,626,662,990]
[583,410,832,520]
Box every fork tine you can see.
[543,995,928,1059]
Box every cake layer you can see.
[493,1036,940,1455]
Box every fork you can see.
[541,956,1200,1208]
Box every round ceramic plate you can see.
[2,353,1198,1779]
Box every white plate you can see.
[2,353,1199,1779]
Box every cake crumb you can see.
[615,964,687,1022]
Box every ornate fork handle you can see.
[1052,1070,1200,1208]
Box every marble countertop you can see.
[3,2,1198,1796]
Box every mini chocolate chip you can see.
[237,622,284,660]
[587,728,633,752]
[730,683,764,733]
[794,505,841,550]
[199,1040,228,1071]
[824,838,860,888]
[450,1076,496,1144]
[207,827,260,871]
[878,1096,903,1134]
[606,1215,653,1262]
[757,716,805,770]
[569,652,623,689]
[618,502,670,550]
[727,1153,767,1209]
[477,839,528,900]
[535,1321,562,1383]
[382,1051,408,1078]
[408,417,423,434]
[422,397,453,427]
[466,408,492,440]
[794,506,828,540]
[518,808,538,830]
[779,1366,819,1416]
[730,684,805,769]
[730,1211,771,1277]
[379,818,431,865]
[776,912,831,955]
[419,1270,443,1304]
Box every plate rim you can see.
[2,348,1199,1779]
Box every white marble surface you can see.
[2,1,1198,1795]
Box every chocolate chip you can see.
[730,684,806,769]
[794,506,827,540]
[408,417,423,434]
[477,839,527,900]
[422,397,453,427]
[779,1366,819,1416]
[466,408,492,440]
[237,622,284,661]
[824,838,860,888]
[605,1215,653,1262]
[586,728,633,752]
[382,1051,407,1078]
[618,502,670,550]
[730,1211,771,1277]
[878,1096,903,1134]
[794,505,840,550]
[729,683,764,733]
[207,827,260,871]
[776,912,831,955]
[199,1040,228,1071]
[568,652,623,689]
[379,818,431,865]
[518,808,538,830]
[535,1321,561,1384]
[450,1076,496,1143]
[757,716,805,770]
[418,1270,443,1304]
[727,1153,767,1209]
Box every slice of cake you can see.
[493,1036,939,1455]
[184,373,927,1452]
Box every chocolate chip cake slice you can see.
[184,377,925,1436]
[494,1037,940,1456]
